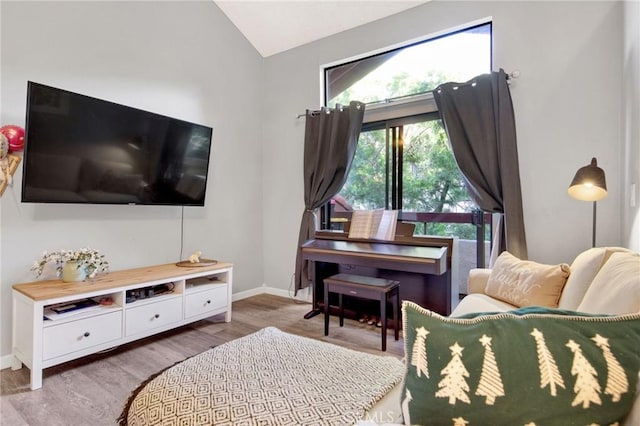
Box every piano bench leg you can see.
[380,293,387,352]
[394,288,400,341]
[324,285,329,336]
[339,294,344,327]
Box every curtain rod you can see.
[297,70,519,119]
[296,103,363,119]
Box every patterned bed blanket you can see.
[120,327,404,425]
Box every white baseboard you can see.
[1,285,312,371]
[1,354,14,370]
[233,284,312,304]
[231,286,266,301]
[264,285,312,303]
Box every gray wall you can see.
[262,1,627,291]
[0,1,264,360]
[622,0,640,250]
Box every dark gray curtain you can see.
[294,101,365,291]
[433,69,528,261]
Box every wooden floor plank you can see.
[0,396,29,426]
[0,294,404,425]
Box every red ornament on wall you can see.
[0,125,25,152]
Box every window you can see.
[323,22,492,287]
[325,23,492,107]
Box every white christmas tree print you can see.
[475,334,505,405]
[452,417,469,426]
[411,326,430,378]
[566,339,602,408]
[531,328,565,396]
[592,334,628,402]
[436,342,471,405]
[401,389,412,425]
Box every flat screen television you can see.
[21,81,213,206]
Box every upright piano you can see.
[300,230,454,320]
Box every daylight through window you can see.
[323,22,493,280]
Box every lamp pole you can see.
[592,201,597,248]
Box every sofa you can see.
[452,246,639,317]
[361,246,640,425]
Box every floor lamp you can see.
[567,157,607,248]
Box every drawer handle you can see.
[349,291,358,295]
[83,332,90,338]
[154,314,160,319]
[206,300,211,304]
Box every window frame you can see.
[321,18,493,114]
[320,19,494,271]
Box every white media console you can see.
[12,261,233,390]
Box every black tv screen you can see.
[21,81,213,206]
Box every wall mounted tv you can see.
[21,81,213,206]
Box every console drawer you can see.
[125,297,182,337]
[185,286,227,318]
[43,311,122,360]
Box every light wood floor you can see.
[0,294,404,425]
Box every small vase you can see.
[62,261,87,283]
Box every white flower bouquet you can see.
[31,248,109,279]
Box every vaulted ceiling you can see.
[214,1,429,57]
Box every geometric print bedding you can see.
[120,327,404,425]
[401,302,640,426]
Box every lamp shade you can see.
[568,157,607,201]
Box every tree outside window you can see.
[324,22,492,282]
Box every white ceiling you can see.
[214,0,430,57]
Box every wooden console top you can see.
[13,261,233,301]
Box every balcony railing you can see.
[325,209,492,269]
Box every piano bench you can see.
[323,273,400,351]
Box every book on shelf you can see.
[44,298,102,321]
[348,209,398,241]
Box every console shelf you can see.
[12,261,233,390]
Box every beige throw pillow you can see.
[577,251,640,314]
[558,247,632,310]
[485,252,570,308]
